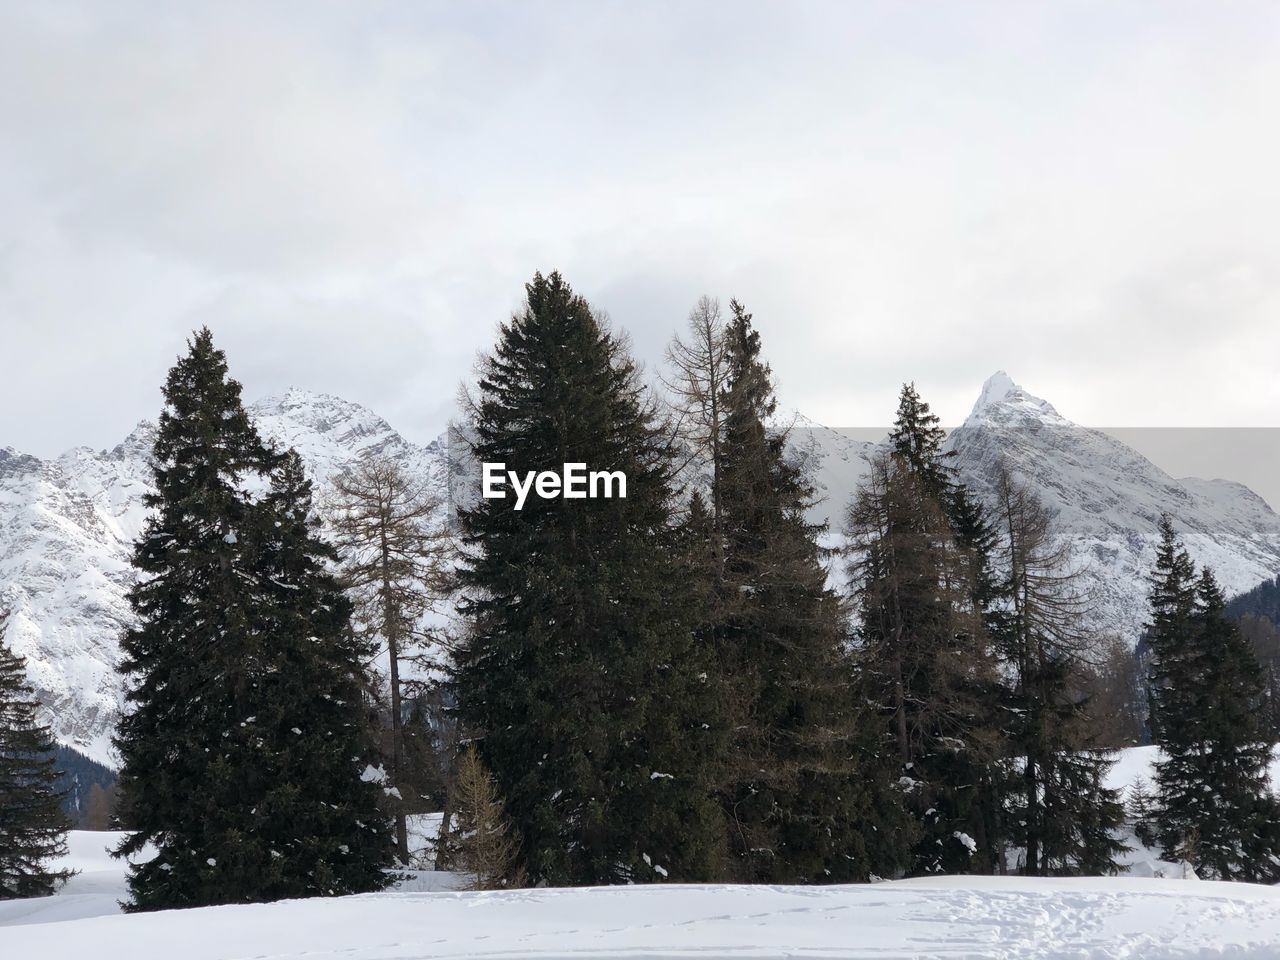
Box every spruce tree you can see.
[711,300,910,883]
[888,382,953,499]
[848,385,1002,875]
[451,272,725,886]
[114,329,393,910]
[245,450,397,895]
[0,614,73,899]
[1146,518,1280,882]
[1146,516,1200,751]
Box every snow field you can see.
[4,831,1280,958]
[4,873,1280,959]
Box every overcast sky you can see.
[3,1,1279,460]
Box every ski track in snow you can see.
[5,878,1280,959]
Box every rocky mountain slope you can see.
[3,376,1278,767]
[948,372,1280,643]
[0,389,448,766]
[798,372,1280,643]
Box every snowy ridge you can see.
[0,390,449,767]
[967,368,1066,424]
[949,373,1280,642]
[797,372,1280,642]
[4,377,1280,766]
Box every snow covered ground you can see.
[4,832,1280,959]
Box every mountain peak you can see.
[965,371,1063,425]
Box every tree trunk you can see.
[379,526,409,864]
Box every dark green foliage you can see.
[1037,744,1128,876]
[0,616,73,899]
[1237,613,1280,742]
[1001,656,1127,876]
[113,328,393,910]
[1146,518,1200,750]
[711,301,911,883]
[1227,574,1280,623]
[1227,576,1280,741]
[888,383,953,499]
[451,273,725,886]
[848,386,999,876]
[1146,518,1280,882]
[52,745,117,825]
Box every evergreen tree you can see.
[848,385,1001,875]
[247,450,397,892]
[1146,518,1280,882]
[451,272,725,886]
[849,451,992,874]
[113,329,393,910]
[711,301,910,883]
[888,383,952,499]
[1146,517,1200,751]
[0,613,73,899]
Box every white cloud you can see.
[2,0,1279,458]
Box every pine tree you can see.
[113,329,393,910]
[451,272,725,886]
[849,452,991,874]
[708,301,911,883]
[1128,777,1157,850]
[0,613,73,899]
[326,456,451,862]
[1146,518,1280,882]
[1146,516,1200,750]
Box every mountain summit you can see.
[965,370,1064,425]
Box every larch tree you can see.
[0,611,73,899]
[449,744,526,890]
[663,295,730,568]
[326,455,451,863]
[989,468,1126,876]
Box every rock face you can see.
[948,373,1280,643]
[796,371,1280,645]
[0,389,448,767]
[3,378,1278,767]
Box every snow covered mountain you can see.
[0,389,449,767]
[797,371,1280,644]
[3,377,1279,767]
[949,373,1280,643]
